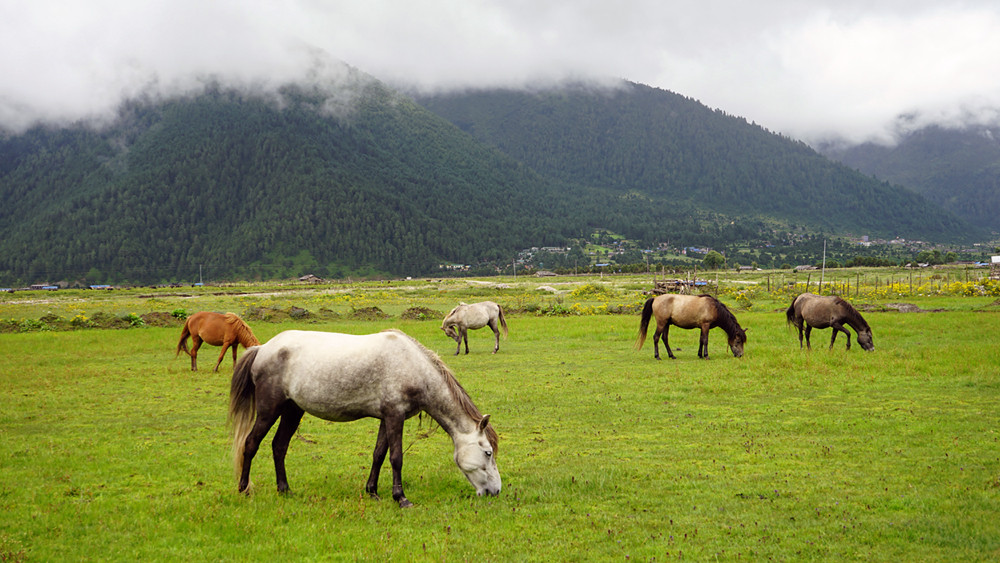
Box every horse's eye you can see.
[485,450,492,458]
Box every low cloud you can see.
[2,0,999,144]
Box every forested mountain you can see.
[0,81,577,284]
[819,124,1000,233]
[416,83,975,243]
[0,76,982,286]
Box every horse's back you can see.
[653,294,713,327]
[449,301,497,329]
[185,311,230,343]
[795,293,840,327]
[255,330,432,421]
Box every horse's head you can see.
[857,328,874,351]
[453,415,501,497]
[728,327,748,358]
[442,325,458,340]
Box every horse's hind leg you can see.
[490,320,500,353]
[238,406,282,493]
[651,326,662,359]
[804,326,813,350]
[272,403,305,493]
[365,421,389,500]
[190,336,203,370]
[661,324,677,360]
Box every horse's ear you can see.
[744,327,751,333]
[478,415,491,432]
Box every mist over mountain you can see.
[0,75,982,286]
[819,123,1000,233]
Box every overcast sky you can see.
[3,0,999,144]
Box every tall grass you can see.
[1,282,998,560]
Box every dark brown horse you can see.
[636,294,748,359]
[229,329,500,507]
[176,311,260,371]
[786,293,873,351]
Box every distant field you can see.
[1,275,998,560]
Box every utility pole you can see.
[819,240,826,294]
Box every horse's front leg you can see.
[384,415,412,507]
[462,329,470,355]
[214,342,232,372]
[365,421,389,500]
[830,323,850,350]
[271,403,304,493]
[698,325,710,359]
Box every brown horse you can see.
[176,312,260,371]
[785,293,873,351]
[636,294,748,359]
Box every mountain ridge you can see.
[0,77,982,285]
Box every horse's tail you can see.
[497,305,508,339]
[229,346,259,484]
[635,297,655,350]
[784,296,798,326]
[176,319,191,357]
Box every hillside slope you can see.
[416,82,975,242]
[0,82,573,284]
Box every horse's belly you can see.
[287,378,383,421]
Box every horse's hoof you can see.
[398,498,414,508]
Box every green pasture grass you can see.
[1,288,999,560]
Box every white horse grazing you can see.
[229,329,501,508]
[441,301,508,355]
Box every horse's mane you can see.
[442,305,460,326]
[384,329,499,453]
[832,297,870,330]
[701,295,743,336]
[224,313,261,347]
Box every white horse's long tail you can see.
[229,347,259,483]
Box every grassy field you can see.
[1,274,998,560]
